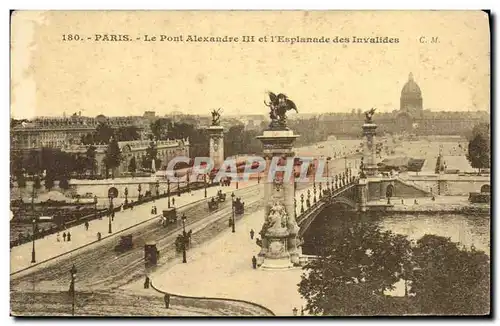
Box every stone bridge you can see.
[295,174,436,237]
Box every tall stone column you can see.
[362,121,378,177]
[207,126,224,170]
[256,128,300,269]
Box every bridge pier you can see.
[256,128,300,269]
[362,120,379,177]
[207,125,224,170]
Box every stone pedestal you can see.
[362,123,378,177]
[256,128,300,269]
[207,126,224,169]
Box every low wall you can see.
[402,175,490,196]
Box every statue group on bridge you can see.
[264,92,298,129]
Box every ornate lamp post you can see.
[124,187,128,204]
[108,195,113,234]
[94,195,98,220]
[30,173,41,264]
[186,173,190,194]
[155,180,160,198]
[70,264,77,316]
[307,189,311,209]
[326,157,331,179]
[319,182,323,199]
[167,179,171,208]
[177,177,181,197]
[204,174,207,198]
[31,217,37,263]
[231,192,236,233]
[300,193,304,214]
[181,214,187,263]
[137,184,142,201]
[313,182,317,203]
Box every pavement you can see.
[370,195,473,211]
[10,181,257,274]
[144,207,307,317]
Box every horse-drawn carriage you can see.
[114,235,133,253]
[217,190,226,202]
[144,242,159,266]
[234,197,245,215]
[175,231,192,253]
[160,208,177,226]
[208,198,219,211]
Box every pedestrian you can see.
[144,276,150,289]
[97,232,102,241]
[164,293,170,309]
[131,203,134,210]
[250,229,255,240]
[66,232,71,242]
[85,221,89,231]
[414,199,418,205]
[172,198,175,207]
[401,198,404,205]
[151,206,155,215]
[63,232,67,242]
[56,233,60,242]
[432,196,436,201]
[252,255,257,269]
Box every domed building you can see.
[400,72,423,114]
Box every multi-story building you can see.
[61,139,190,177]
[11,113,149,150]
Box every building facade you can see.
[11,114,149,150]
[319,72,489,137]
[61,139,190,177]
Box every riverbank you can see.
[367,196,490,216]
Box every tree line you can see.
[299,216,490,316]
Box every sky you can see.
[11,10,490,119]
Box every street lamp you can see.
[177,177,181,197]
[108,195,113,234]
[30,173,40,263]
[94,195,98,220]
[155,180,160,198]
[31,217,37,263]
[231,192,236,233]
[167,179,171,208]
[70,264,77,316]
[181,214,187,263]
[204,174,207,198]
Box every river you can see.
[302,208,490,256]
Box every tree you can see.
[299,222,411,315]
[104,137,122,179]
[150,118,171,140]
[128,157,137,174]
[410,235,490,315]
[59,177,70,190]
[44,173,55,190]
[467,123,490,173]
[145,140,158,171]
[85,145,97,177]
[33,175,42,190]
[95,122,115,144]
[116,126,140,141]
[17,173,26,188]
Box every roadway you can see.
[11,181,313,316]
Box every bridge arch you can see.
[481,184,490,193]
[328,196,357,210]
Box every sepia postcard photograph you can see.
[9,10,491,317]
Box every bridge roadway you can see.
[11,182,313,316]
